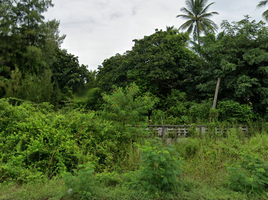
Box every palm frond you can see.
[200,0,209,7]
[186,23,194,34]
[177,0,219,42]
[201,2,216,15]
[262,9,268,21]
[199,12,218,19]
[176,14,194,20]
[179,20,194,32]
[185,0,195,13]
[179,7,194,16]
[193,0,204,15]
[202,18,218,32]
[257,0,268,8]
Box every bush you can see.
[175,138,200,158]
[150,109,190,125]
[227,153,268,194]
[218,100,253,123]
[95,171,123,187]
[0,98,144,182]
[64,163,95,199]
[102,83,157,125]
[189,100,213,123]
[135,138,183,192]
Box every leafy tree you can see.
[97,53,129,92]
[0,0,23,80]
[257,0,268,21]
[19,69,55,103]
[0,0,65,91]
[40,19,66,67]
[102,83,157,125]
[0,67,59,104]
[15,0,54,46]
[127,27,198,98]
[0,0,68,106]
[52,48,94,100]
[176,0,219,44]
[0,68,22,98]
[97,27,201,102]
[164,89,190,120]
[196,16,268,114]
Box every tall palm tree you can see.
[257,1,268,21]
[176,0,219,44]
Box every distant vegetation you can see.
[1,0,268,199]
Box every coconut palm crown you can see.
[176,0,219,43]
[257,1,268,21]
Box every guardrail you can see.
[145,125,249,138]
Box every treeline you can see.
[1,1,268,123]
[97,16,268,123]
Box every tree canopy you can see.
[0,0,91,106]
[97,27,201,100]
[196,16,268,114]
[1,0,268,120]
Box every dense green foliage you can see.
[96,17,268,122]
[227,153,268,194]
[1,92,268,199]
[102,83,157,125]
[0,0,93,106]
[137,138,183,192]
[0,101,142,181]
[97,27,201,99]
[64,164,95,199]
[193,17,268,116]
[3,1,268,199]
[2,100,268,199]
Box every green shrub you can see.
[150,109,190,125]
[0,98,144,182]
[163,90,190,124]
[218,100,253,123]
[135,138,183,192]
[68,87,103,111]
[189,100,213,123]
[95,171,123,187]
[102,83,157,125]
[175,138,200,158]
[64,163,95,199]
[227,153,268,194]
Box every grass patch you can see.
[0,179,66,200]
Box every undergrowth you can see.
[2,96,268,199]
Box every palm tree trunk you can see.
[197,28,200,45]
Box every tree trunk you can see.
[197,29,200,45]
[212,78,221,109]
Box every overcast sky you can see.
[44,0,266,71]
